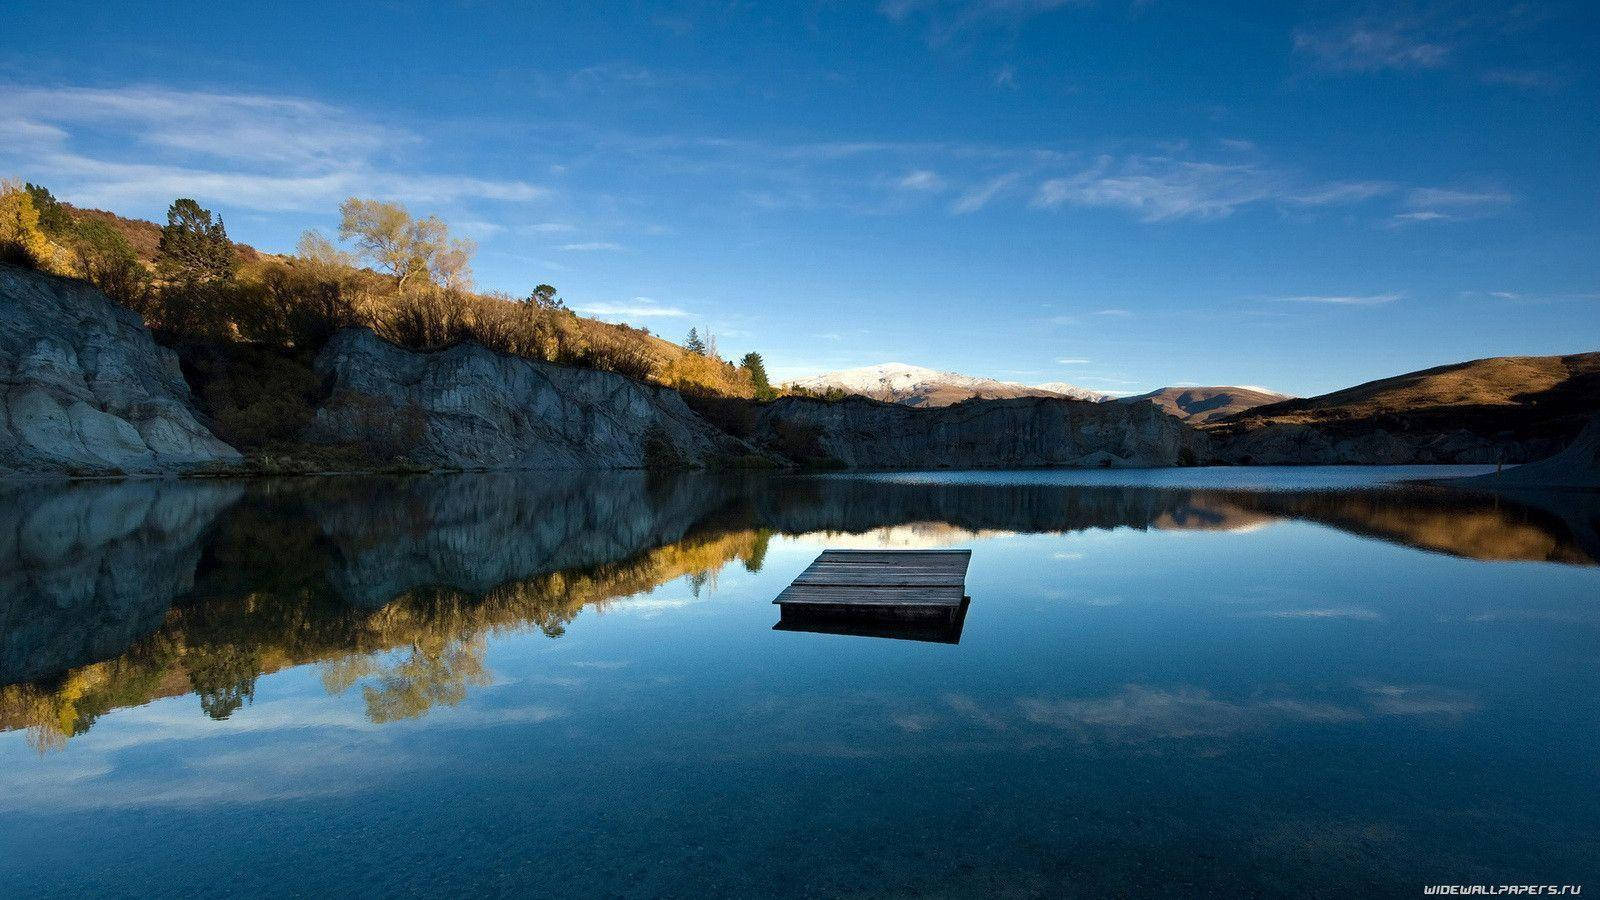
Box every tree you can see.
[69,218,147,307]
[158,198,235,282]
[23,183,72,235]
[526,283,565,310]
[684,327,706,355]
[741,351,775,400]
[338,197,475,291]
[296,229,356,269]
[0,179,51,267]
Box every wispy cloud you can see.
[1389,210,1449,225]
[0,84,547,212]
[523,222,575,234]
[560,241,625,251]
[1406,187,1517,208]
[1271,293,1403,306]
[1293,20,1452,72]
[897,169,945,191]
[879,0,1092,46]
[1389,187,1518,225]
[573,297,689,319]
[1093,308,1133,317]
[1055,357,1091,364]
[1030,155,1382,222]
[951,172,1021,214]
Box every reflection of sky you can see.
[4,504,1600,894]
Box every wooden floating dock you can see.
[773,549,972,629]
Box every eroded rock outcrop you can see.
[0,265,241,477]
[747,395,1205,469]
[306,328,751,469]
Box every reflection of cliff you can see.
[755,479,1273,538]
[0,479,243,685]
[0,474,768,750]
[3,473,1594,750]
[1224,488,1600,566]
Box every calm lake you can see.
[2,468,1598,896]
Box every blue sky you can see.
[2,1,1596,395]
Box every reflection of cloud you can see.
[1019,684,1373,745]
[1257,607,1382,621]
[1358,682,1478,719]
[943,693,1010,732]
[1263,699,1365,723]
[892,713,937,733]
[1020,685,1251,742]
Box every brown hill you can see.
[1118,386,1290,423]
[1211,352,1600,464]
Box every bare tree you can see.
[338,197,475,290]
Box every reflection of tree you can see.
[186,644,260,720]
[743,529,773,573]
[360,634,489,723]
[2,512,768,749]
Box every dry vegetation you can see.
[1,180,767,401]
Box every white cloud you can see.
[951,172,1020,214]
[1093,308,1133,317]
[1055,357,1091,364]
[574,297,689,319]
[1293,21,1452,72]
[1271,293,1403,306]
[0,84,547,213]
[523,222,575,234]
[881,0,1093,46]
[1029,155,1381,222]
[1390,210,1449,224]
[560,241,625,251]
[897,169,945,191]
[1406,187,1517,207]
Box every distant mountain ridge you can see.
[1116,386,1292,423]
[783,363,1111,406]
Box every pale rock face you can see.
[0,265,241,477]
[306,328,749,469]
[749,395,1205,468]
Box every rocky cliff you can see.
[1449,415,1600,489]
[0,264,241,477]
[305,327,751,469]
[746,394,1204,468]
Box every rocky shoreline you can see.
[2,265,1595,484]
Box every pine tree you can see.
[685,328,706,355]
[740,351,775,400]
[158,198,236,282]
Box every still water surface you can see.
[2,468,1597,896]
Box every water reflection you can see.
[2,471,1595,750]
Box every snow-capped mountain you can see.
[1034,381,1116,402]
[784,363,1111,407]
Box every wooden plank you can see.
[773,549,973,622]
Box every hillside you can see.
[4,184,758,401]
[785,363,1108,406]
[1211,352,1600,464]
[1117,386,1290,423]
